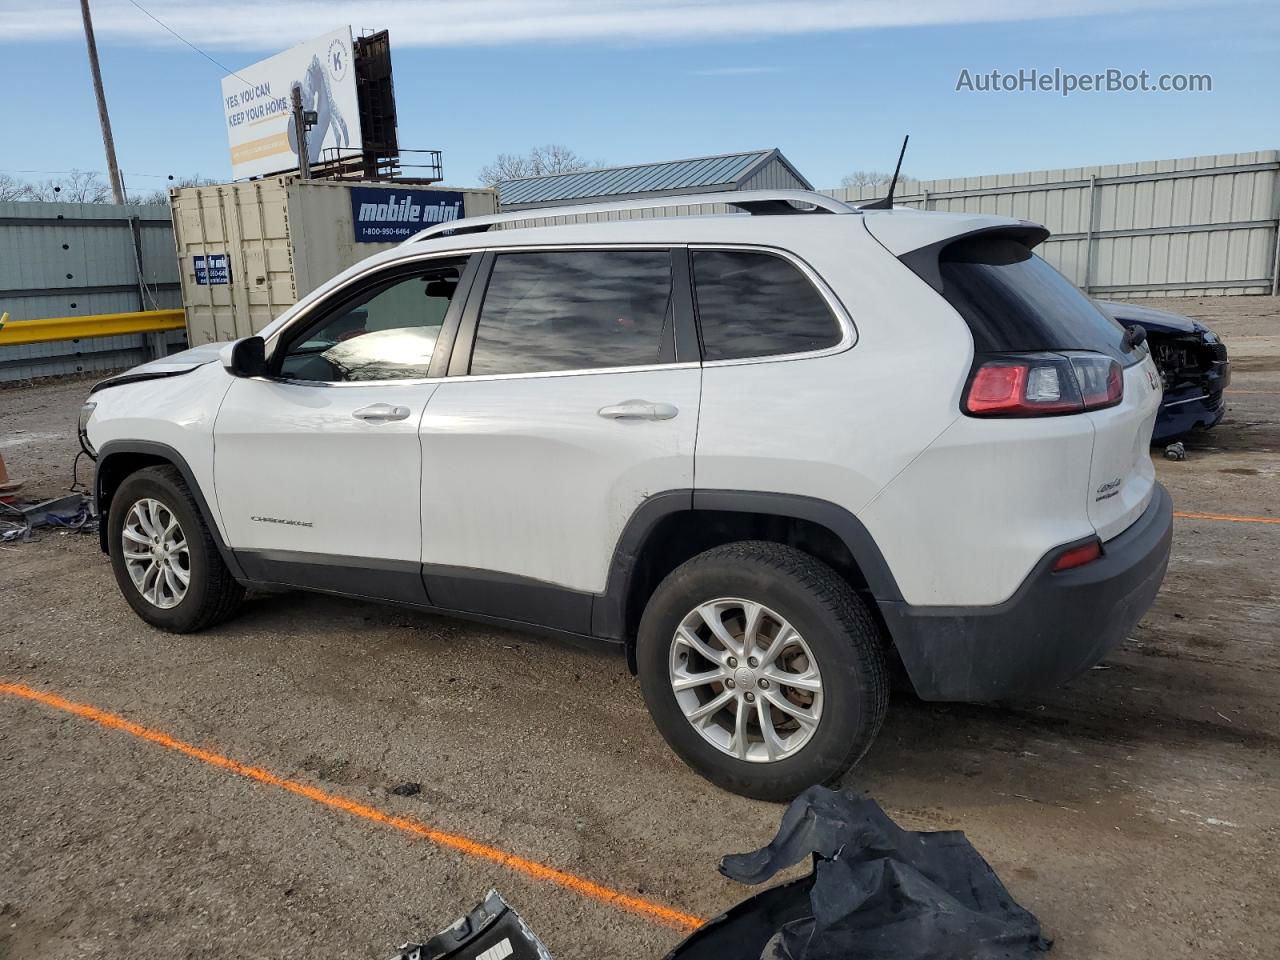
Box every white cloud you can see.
[3,0,1209,50]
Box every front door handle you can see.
[597,399,679,421]
[353,403,411,423]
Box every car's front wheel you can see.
[637,541,888,801]
[108,465,245,632]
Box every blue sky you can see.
[2,0,1277,194]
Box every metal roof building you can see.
[497,148,812,211]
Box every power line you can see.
[1,168,177,179]
[125,0,249,83]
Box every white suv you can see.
[81,189,1172,800]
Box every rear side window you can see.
[692,250,841,361]
[469,250,673,376]
[938,236,1131,363]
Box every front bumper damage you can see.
[1093,300,1231,444]
[1147,325,1231,444]
[1155,379,1228,445]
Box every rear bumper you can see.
[879,483,1173,702]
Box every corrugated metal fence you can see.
[823,150,1280,298]
[0,200,185,381]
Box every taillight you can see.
[1052,537,1102,571]
[963,352,1123,417]
[1069,354,1124,409]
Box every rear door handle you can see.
[353,403,411,423]
[597,400,679,421]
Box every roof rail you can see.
[403,189,858,244]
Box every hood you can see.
[126,340,228,373]
[89,341,227,394]
[1094,299,1203,335]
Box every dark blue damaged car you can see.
[1095,300,1231,445]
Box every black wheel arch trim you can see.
[594,489,695,643]
[94,439,246,581]
[597,488,906,668]
[691,490,904,602]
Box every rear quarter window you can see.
[938,236,1132,364]
[692,249,842,361]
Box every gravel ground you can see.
[1,297,1277,960]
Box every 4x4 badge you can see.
[1095,478,1123,502]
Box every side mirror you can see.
[1122,324,1148,352]
[219,336,268,377]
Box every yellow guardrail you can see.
[0,309,185,346]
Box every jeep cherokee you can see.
[81,189,1173,800]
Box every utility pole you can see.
[79,0,125,204]
[291,84,314,179]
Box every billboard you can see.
[349,188,465,242]
[221,27,361,180]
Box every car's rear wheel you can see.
[108,465,244,632]
[637,541,888,801]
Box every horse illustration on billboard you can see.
[286,54,352,166]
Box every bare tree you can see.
[2,171,221,205]
[479,144,598,186]
[128,175,219,206]
[21,169,112,203]
[0,173,30,201]
[840,170,907,190]
[479,153,533,185]
[537,144,594,175]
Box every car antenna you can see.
[860,135,910,210]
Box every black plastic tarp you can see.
[667,786,1051,960]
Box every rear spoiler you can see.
[896,224,1051,294]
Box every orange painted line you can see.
[0,680,704,932]
[1174,510,1280,526]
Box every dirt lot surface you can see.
[2,298,1277,960]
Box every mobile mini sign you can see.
[221,27,361,180]
[193,254,231,285]
[350,188,466,242]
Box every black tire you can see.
[108,465,245,633]
[637,541,889,801]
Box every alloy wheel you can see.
[121,497,190,609]
[669,598,824,763]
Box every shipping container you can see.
[170,177,497,345]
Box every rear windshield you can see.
[938,236,1132,364]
